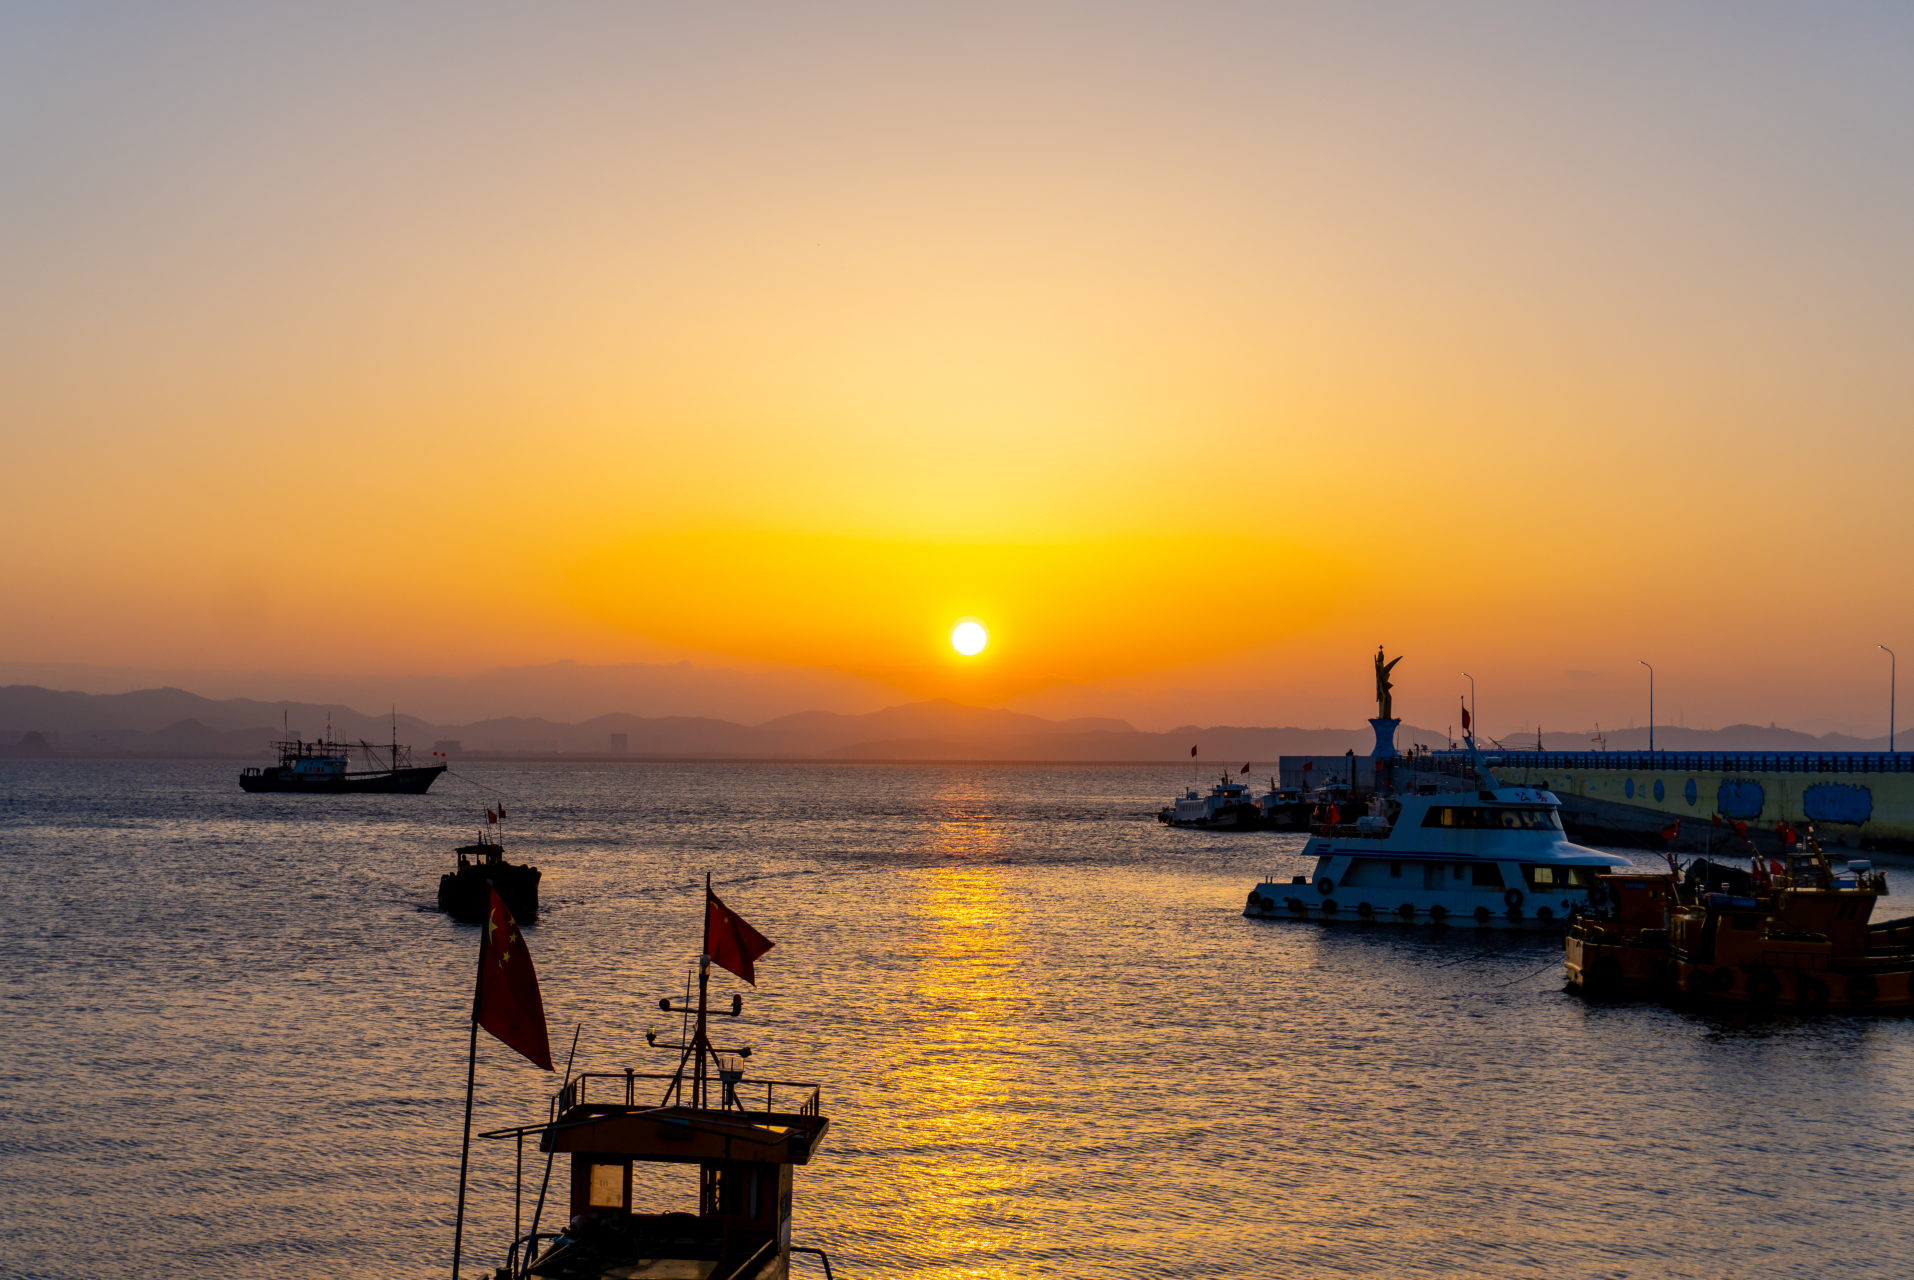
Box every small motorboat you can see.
[438,833,540,925]
[1159,774,1267,830]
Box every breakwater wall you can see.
[1419,750,1914,853]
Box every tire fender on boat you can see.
[1847,973,1878,1005]
[1473,906,1491,923]
[1504,887,1524,910]
[1711,967,1736,993]
[1397,903,1415,919]
[1746,969,1780,1004]
[1357,901,1374,918]
[1797,974,1830,1008]
[1321,899,1340,914]
[1317,877,1335,896]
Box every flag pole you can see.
[451,1015,479,1279]
[452,914,488,1278]
[697,874,712,1110]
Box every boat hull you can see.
[1244,881,1575,932]
[239,764,446,793]
[439,858,540,924]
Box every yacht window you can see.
[1470,863,1506,888]
[1532,867,1556,886]
[1422,806,1561,830]
[1558,867,1596,887]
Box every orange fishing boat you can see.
[1567,828,1914,1011]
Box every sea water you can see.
[4,760,1913,1278]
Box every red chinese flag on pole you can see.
[1190,745,1198,757]
[1240,762,1250,775]
[486,808,497,824]
[705,879,775,986]
[1661,820,1681,841]
[497,804,507,821]
[1461,699,1471,734]
[474,886,553,1070]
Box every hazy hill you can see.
[2,683,1899,761]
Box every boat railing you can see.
[556,1070,821,1120]
[1425,749,1914,775]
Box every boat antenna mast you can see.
[647,877,754,1112]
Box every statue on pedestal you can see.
[1374,647,1403,722]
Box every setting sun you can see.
[951,620,988,657]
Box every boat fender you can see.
[1247,890,1261,906]
[1397,903,1415,919]
[1796,974,1830,1008]
[1286,897,1305,913]
[1847,973,1878,1005]
[1505,906,1522,922]
[1688,967,1715,995]
[1321,899,1339,913]
[1317,877,1335,896]
[1746,969,1780,1003]
[1473,906,1491,923]
[1587,885,1608,907]
[1710,967,1736,993]
[1357,901,1374,918]
[1536,906,1554,922]
[1429,904,1448,920]
[1504,888,1524,910]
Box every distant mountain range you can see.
[0,683,1437,761]
[0,682,1899,762]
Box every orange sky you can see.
[3,4,1911,736]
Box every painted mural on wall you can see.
[1803,782,1873,826]
[1716,779,1766,820]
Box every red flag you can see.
[497,804,507,821]
[1711,813,1720,827]
[1733,821,1747,839]
[1240,762,1250,775]
[486,808,497,824]
[705,880,775,986]
[1660,820,1680,841]
[473,886,552,1070]
[1461,700,1471,733]
[1326,804,1342,825]
[1769,859,1784,874]
[1303,760,1314,773]
[1190,745,1197,757]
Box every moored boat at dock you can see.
[1567,830,1914,1009]
[1243,734,1629,931]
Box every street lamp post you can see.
[1882,646,1897,753]
[1640,660,1654,754]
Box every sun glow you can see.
[951,619,988,656]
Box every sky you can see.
[3,2,1911,736]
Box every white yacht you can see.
[1243,738,1629,931]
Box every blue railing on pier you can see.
[1414,751,1914,776]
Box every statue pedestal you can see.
[1369,718,1400,760]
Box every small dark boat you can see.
[239,729,445,794]
[439,836,540,924]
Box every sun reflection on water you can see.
[860,861,1042,1277]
